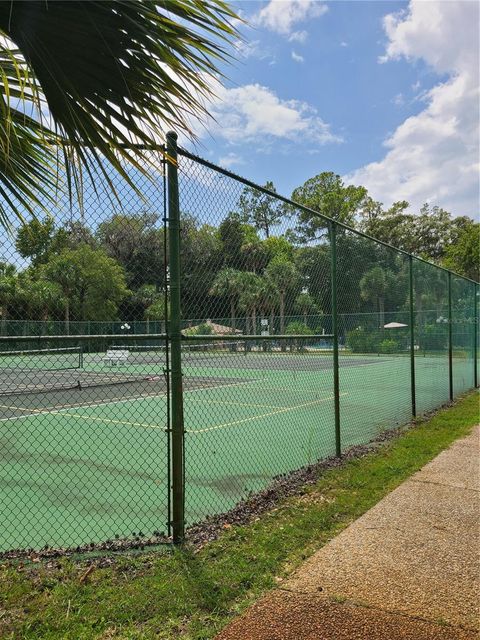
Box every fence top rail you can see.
[0,333,168,343]
[177,146,479,286]
[182,334,334,341]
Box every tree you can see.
[217,213,259,270]
[359,266,395,329]
[0,262,18,334]
[265,258,299,336]
[96,212,164,288]
[15,216,57,266]
[291,172,368,241]
[0,1,238,226]
[44,245,129,331]
[209,268,244,333]
[180,216,222,318]
[238,272,263,335]
[238,181,286,237]
[18,274,63,323]
[442,223,479,281]
[295,291,319,326]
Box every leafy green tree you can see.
[359,266,395,329]
[0,262,18,334]
[181,216,222,318]
[240,239,269,274]
[209,268,244,333]
[145,298,167,323]
[263,235,295,263]
[44,246,129,330]
[16,216,58,266]
[238,181,286,237]
[291,172,368,241]
[295,291,319,325]
[285,320,313,351]
[96,212,164,288]
[265,258,299,336]
[18,273,63,322]
[0,1,238,226]
[217,213,259,270]
[442,222,479,281]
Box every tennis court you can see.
[1,343,474,552]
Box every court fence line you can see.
[0,135,478,553]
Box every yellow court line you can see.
[188,392,347,434]
[0,402,164,430]
[0,380,255,425]
[62,412,164,431]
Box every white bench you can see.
[103,349,130,366]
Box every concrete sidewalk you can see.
[216,426,480,640]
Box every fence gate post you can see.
[448,271,453,401]
[409,255,416,418]
[330,221,341,457]
[166,131,185,543]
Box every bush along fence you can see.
[0,131,477,553]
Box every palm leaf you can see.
[0,0,240,226]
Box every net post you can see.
[409,255,416,418]
[166,131,185,544]
[474,283,478,388]
[448,271,453,401]
[330,221,341,457]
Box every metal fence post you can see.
[409,255,416,417]
[166,131,185,543]
[474,283,478,388]
[448,271,453,401]
[330,221,341,457]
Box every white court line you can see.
[188,392,347,434]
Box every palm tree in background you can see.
[0,0,239,227]
[209,268,244,333]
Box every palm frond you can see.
[0,0,240,225]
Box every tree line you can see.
[0,172,477,336]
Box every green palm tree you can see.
[0,1,239,227]
[238,272,263,335]
[265,258,299,336]
[209,268,244,333]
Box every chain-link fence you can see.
[0,133,478,552]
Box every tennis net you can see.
[0,346,83,371]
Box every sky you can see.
[184,0,479,220]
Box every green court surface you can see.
[0,350,476,552]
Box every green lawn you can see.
[0,389,477,640]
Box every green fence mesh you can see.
[0,140,477,553]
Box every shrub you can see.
[379,338,400,354]
[346,327,380,353]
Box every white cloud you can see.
[233,39,275,62]
[347,1,479,217]
[291,51,304,63]
[253,0,327,36]
[392,93,405,106]
[340,41,348,48]
[206,83,342,147]
[218,152,245,168]
[289,30,308,44]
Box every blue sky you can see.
[185,1,479,219]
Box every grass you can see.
[0,390,478,640]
